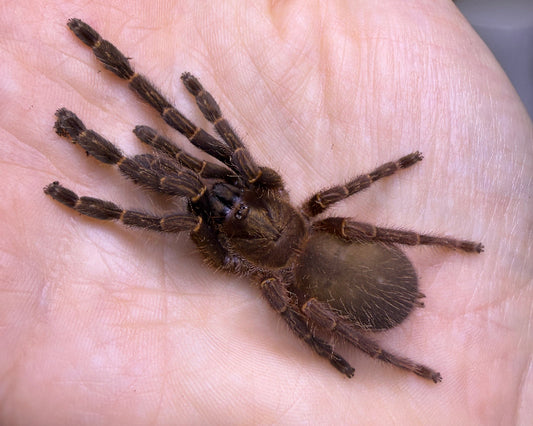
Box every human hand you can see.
[1,1,530,423]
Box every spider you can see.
[45,18,483,384]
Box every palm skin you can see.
[0,1,531,424]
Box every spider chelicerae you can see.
[45,18,483,383]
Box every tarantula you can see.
[45,18,483,383]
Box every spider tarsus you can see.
[54,108,86,138]
[68,18,134,80]
[331,356,355,378]
[67,18,100,47]
[181,72,202,95]
[473,243,485,253]
[44,181,78,208]
[415,366,442,383]
[133,125,157,143]
[399,151,423,168]
[432,371,443,383]
[182,72,223,123]
[375,348,443,383]
[133,124,182,158]
[54,108,124,165]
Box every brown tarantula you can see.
[45,18,483,383]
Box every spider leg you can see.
[302,152,423,216]
[66,19,231,166]
[132,125,235,182]
[44,182,199,233]
[67,19,282,190]
[45,181,233,269]
[54,108,206,200]
[52,109,235,271]
[181,73,283,189]
[260,278,355,378]
[314,217,484,253]
[301,298,442,383]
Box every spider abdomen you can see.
[294,232,419,330]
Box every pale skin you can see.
[1,0,531,424]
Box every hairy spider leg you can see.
[44,182,199,233]
[181,73,283,188]
[260,278,356,378]
[302,152,423,216]
[51,109,239,269]
[66,19,282,190]
[301,298,442,383]
[132,125,235,182]
[46,109,217,239]
[314,217,484,253]
[66,19,232,168]
[54,108,207,200]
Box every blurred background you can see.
[455,0,533,120]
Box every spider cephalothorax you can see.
[45,19,483,383]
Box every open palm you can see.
[1,1,531,424]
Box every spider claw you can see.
[330,356,355,378]
[432,372,443,383]
[67,18,100,47]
